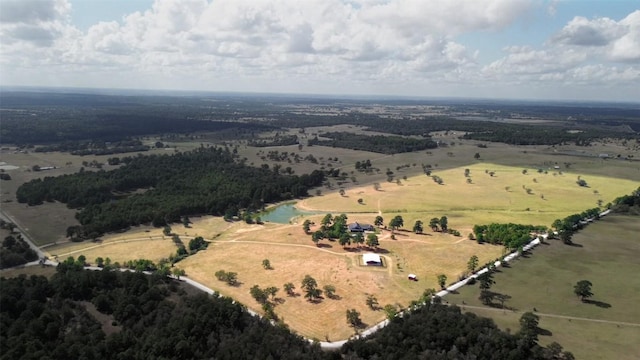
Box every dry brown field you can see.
[1,132,638,341]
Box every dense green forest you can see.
[341,303,572,360]
[0,235,38,269]
[1,263,569,360]
[16,147,325,238]
[0,263,329,360]
[308,132,438,154]
[1,92,637,147]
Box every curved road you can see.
[2,209,615,349]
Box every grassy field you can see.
[298,162,639,233]
[1,134,638,343]
[446,215,640,360]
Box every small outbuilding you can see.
[408,274,418,281]
[363,253,382,266]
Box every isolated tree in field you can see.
[437,274,447,289]
[323,285,337,299]
[304,287,323,302]
[519,311,540,345]
[346,309,362,328]
[366,294,379,310]
[366,233,379,248]
[413,220,423,234]
[382,304,398,320]
[522,169,528,175]
[464,168,470,177]
[429,217,440,232]
[302,219,311,234]
[467,255,479,273]
[574,280,594,301]
[439,216,448,232]
[374,215,384,227]
[262,259,272,270]
[265,286,279,300]
[373,182,381,191]
[95,257,104,267]
[250,285,268,304]
[389,215,404,232]
[283,282,296,296]
[474,153,480,160]
[339,189,345,197]
[163,225,172,236]
[467,178,472,184]
[478,272,495,305]
[302,274,317,289]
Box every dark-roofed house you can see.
[348,222,374,232]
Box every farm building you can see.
[348,222,374,232]
[362,253,382,266]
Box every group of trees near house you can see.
[16,147,325,239]
[473,223,546,248]
[308,132,438,154]
[341,302,570,359]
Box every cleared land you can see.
[1,136,638,342]
[33,160,637,340]
[446,215,640,360]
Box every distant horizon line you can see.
[1,85,639,106]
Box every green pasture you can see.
[447,215,640,360]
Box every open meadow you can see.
[446,215,640,360]
[1,134,639,341]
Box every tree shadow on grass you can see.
[584,299,612,308]
[565,242,584,248]
[537,327,553,337]
[317,243,333,249]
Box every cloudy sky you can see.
[1,0,638,101]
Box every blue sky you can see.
[1,0,639,101]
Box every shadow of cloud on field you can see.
[584,299,612,308]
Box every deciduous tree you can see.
[574,280,593,302]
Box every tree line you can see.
[308,131,438,154]
[16,147,325,239]
[472,223,546,249]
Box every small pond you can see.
[260,203,319,224]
